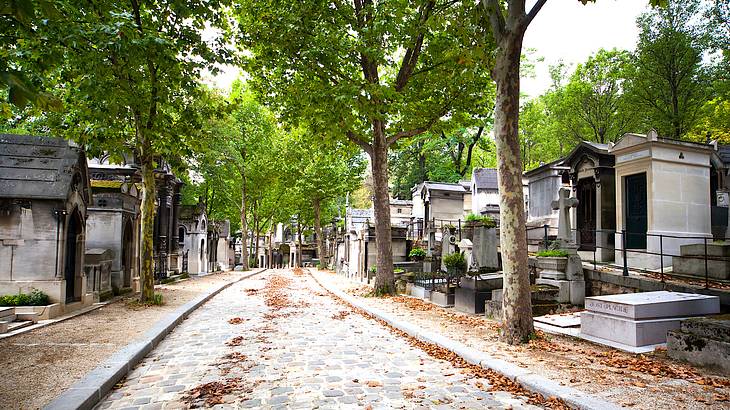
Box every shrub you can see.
[0,290,50,306]
[151,293,164,306]
[536,249,569,258]
[408,247,426,258]
[443,252,467,271]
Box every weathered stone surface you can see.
[667,318,730,375]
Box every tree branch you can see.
[346,130,373,155]
[386,127,429,146]
[394,0,436,92]
[482,0,505,43]
[525,0,547,28]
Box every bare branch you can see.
[525,0,547,28]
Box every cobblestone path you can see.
[96,269,539,409]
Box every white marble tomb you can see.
[580,291,720,352]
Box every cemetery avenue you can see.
[95,269,540,409]
[1,1,729,409]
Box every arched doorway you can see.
[200,238,206,272]
[121,219,134,288]
[64,209,83,303]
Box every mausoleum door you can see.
[64,211,82,303]
[625,173,648,249]
[577,179,596,250]
[122,220,133,287]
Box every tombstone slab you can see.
[581,311,688,347]
[584,291,720,320]
[580,291,720,350]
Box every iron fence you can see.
[527,224,730,290]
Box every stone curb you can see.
[44,268,267,410]
[310,271,624,410]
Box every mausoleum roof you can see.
[472,168,498,190]
[0,134,90,201]
[422,181,467,193]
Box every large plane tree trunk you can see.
[493,32,533,344]
[484,0,545,344]
[371,120,394,294]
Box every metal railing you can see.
[527,224,730,290]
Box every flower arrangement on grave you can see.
[408,247,426,261]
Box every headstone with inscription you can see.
[580,291,720,351]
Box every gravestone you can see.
[440,232,456,272]
[551,187,579,248]
[458,238,474,270]
[580,291,720,352]
[535,187,585,304]
[473,225,499,269]
[423,227,437,273]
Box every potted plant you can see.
[443,223,457,235]
[408,247,426,261]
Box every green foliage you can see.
[625,0,710,139]
[0,289,49,306]
[536,249,569,258]
[442,252,467,271]
[465,213,497,227]
[408,247,427,258]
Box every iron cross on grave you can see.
[551,187,578,242]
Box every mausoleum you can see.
[609,131,714,269]
[0,135,92,308]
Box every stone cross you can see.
[551,187,578,242]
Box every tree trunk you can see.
[139,158,156,302]
[296,214,303,268]
[313,197,324,267]
[268,230,273,268]
[371,121,395,294]
[253,206,259,268]
[240,177,249,271]
[493,31,534,344]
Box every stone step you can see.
[679,318,730,342]
[0,314,17,323]
[7,320,33,332]
[0,307,14,318]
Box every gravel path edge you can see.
[43,268,267,410]
[309,270,625,410]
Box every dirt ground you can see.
[0,271,253,410]
[315,270,730,410]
